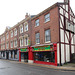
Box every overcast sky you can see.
[0,0,75,35]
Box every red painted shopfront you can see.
[19,48,28,62]
[19,43,57,66]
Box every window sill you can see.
[25,45,28,46]
[35,25,39,27]
[20,32,23,34]
[20,45,23,47]
[44,20,50,24]
[25,30,28,32]
[36,43,40,45]
[14,46,17,48]
[14,35,17,36]
[45,41,51,43]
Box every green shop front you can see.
[19,48,28,62]
[32,44,57,66]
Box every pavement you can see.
[0,59,75,75]
[17,61,75,71]
[1,59,75,71]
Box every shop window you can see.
[45,29,50,42]
[3,52,5,57]
[34,52,55,63]
[11,51,13,58]
[45,13,50,22]
[35,33,40,44]
[14,51,17,59]
[35,19,39,27]
[21,53,28,62]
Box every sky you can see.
[0,0,75,35]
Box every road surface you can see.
[0,59,75,75]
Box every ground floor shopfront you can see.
[19,43,57,66]
[19,48,28,62]
[0,50,19,61]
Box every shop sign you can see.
[28,40,30,46]
[21,48,28,52]
[33,45,53,51]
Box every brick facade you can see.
[0,0,74,66]
[31,5,59,45]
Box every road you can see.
[0,59,75,75]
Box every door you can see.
[21,52,28,62]
[6,52,9,59]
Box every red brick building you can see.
[0,0,75,66]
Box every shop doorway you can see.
[6,52,9,59]
[21,52,28,62]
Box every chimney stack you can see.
[25,13,29,18]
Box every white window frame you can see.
[45,29,51,43]
[14,40,17,47]
[11,31,13,37]
[6,33,9,39]
[35,33,40,44]
[25,37,28,46]
[6,43,9,49]
[24,22,28,32]
[3,36,5,41]
[45,13,50,22]
[14,28,17,36]
[20,25,23,34]
[20,38,23,47]
[35,19,39,27]
[11,41,13,48]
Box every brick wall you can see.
[31,6,59,45]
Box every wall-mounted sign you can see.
[28,40,30,46]
[33,45,53,51]
[66,19,74,33]
[64,0,69,3]
[21,48,28,52]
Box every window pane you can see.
[34,52,55,63]
[45,13,50,22]
[45,29,50,42]
[25,37,28,45]
[36,33,40,44]
[35,19,39,26]
[25,24,28,31]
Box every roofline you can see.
[0,16,31,36]
[31,3,58,20]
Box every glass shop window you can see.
[34,51,55,63]
[14,51,17,59]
